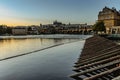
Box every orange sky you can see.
[0,20,40,26]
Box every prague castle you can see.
[98,7,120,33]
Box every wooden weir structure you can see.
[70,36,120,80]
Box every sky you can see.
[0,0,120,26]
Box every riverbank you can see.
[0,34,92,39]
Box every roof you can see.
[99,7,120,16]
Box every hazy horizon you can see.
[0,0,120,26]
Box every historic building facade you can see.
[98,7,120,33]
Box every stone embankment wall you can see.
[70,36,120,80]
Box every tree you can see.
[93,21,106,34]
[0,25,7,35]
[6,27,12,34]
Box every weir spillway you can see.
[70,36,120,80]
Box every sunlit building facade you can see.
[12,27,27,35]
[98,7,120,33]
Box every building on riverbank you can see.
[0,21,93,35]
[39,21,93,34]
[98,7,120,34]
[110,26,120,34]
[12,27,27,35]
[27,26,39,35]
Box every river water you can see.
[0,35,89,80]
[0,38,81,59]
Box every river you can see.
[0,35,90,80]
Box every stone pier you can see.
[70,36,120,80]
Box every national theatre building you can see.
[98,7,120,34]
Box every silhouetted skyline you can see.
[0,0,120,26]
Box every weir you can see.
[70,36,120,80]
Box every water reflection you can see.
[0,40,85,80]
[0,38,80,59]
